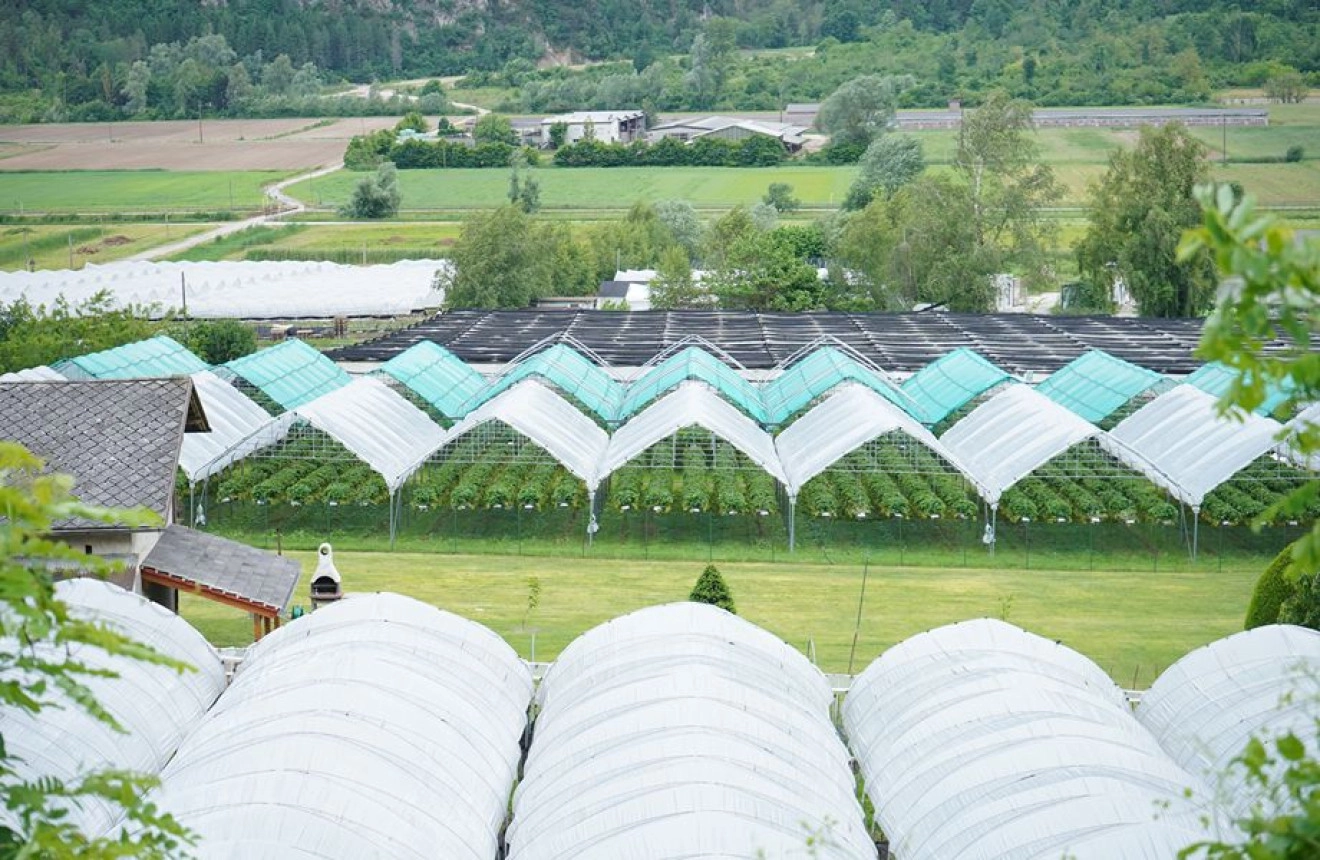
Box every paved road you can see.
[126,162,343,261]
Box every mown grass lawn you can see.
[0,222,214,270]
[180,548,1261,686]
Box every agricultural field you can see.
[0,170,290,215]
[177,546,1264,686]
[0,117,404,171]
[168,222,462,263]
[0,222,213,270]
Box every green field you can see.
[0,170,290,214]
[294,166,860,210]
[169,222,462,262]
[178,548,1262,687]
[0,222,213,270]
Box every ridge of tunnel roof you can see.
[938,384,1107,505]
[616,346,769,424]
[222,339,352,411]
[179,370,281,482]
[472,342,624,422]
[775,383,979,498]
[442,379,610,487]
[899,347,1015,425]
[291,376,447,491]
[1035,349,1170,423]
[1186,361,1297,415]
[601,381,787,487]
[1109,384,1285,506]
[55,334,209,380]
[374,341,488,418]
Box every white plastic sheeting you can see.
[508,603,874,860]
[600,381,787,487]
[1282,401,1319,472]
[0,365,64,382]
[442,379,610,488]
[0,260,447,319]
[179,371,284,482]
[940,385,1111,505]
[0,580,223,838]
[145,593,532,860]
[775,383,983,498]
[844,619,1209,860]
[1110,384,1284,506]
[1139,625,1320,820]
[292,376,446,491]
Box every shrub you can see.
[1245,543,1300,629]
[1279,571,1320,631]
[1285,145,1304,163]
[689,564,736,614]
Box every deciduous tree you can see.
[1078,123,1215,317]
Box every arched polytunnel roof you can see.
[143,593,532,860]
[0,580,223,838]
[1282,401,1319,471]
[617,346,768,425]
[775,383,981,498]
[761,345,913,426]
[222,339,351,411]
[1035,349,1170,424]
[940,384,1117,505]
[1187,361,1295,416]
[900,347,1013,425]
[0,364,64,382]
[600,381,787,487]
[474,343,623,423]
[290,376,446,491]
[1109,384,1284,507]
[54,334,209,380]
[843,619,1209,860]
[179,370,282,482]
[1138,624,1320,820]
[508,603,873,860]
[441,379,610,487]
[375,341,487,418]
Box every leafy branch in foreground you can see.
[0,441,195,858]
[1180,185,1320,579]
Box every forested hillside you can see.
[1,1,1317,121]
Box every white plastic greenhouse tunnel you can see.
[0,580,225,838]
[507,602,876,859]
[137,593,533,859]
[1138,624,1320,820]
[843,619,1211,860]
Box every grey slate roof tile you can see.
[141,525,302,613]
[0,378,195,528]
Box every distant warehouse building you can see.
[540,110,647,146]
[648,115,809,153]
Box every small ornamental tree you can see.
[1245,543,1301,629]
[187,319,257,364]
[689,564,736,614]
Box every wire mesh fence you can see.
[199,498,1305,571]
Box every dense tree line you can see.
[3,2,1317,122]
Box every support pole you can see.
[1192,506,1200,562]
[586,489,598,546]
[847,554,871,676]
[388,489,398,550]
[788,495,797,552]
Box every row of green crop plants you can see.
[608,443,780,515]
[197,437,1316,526]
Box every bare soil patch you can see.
[0,118,401,171]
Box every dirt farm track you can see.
[0,118,404,171]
